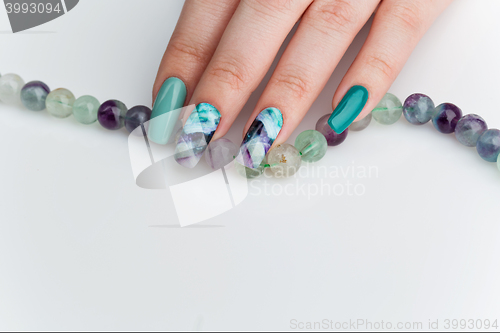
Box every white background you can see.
[1,0,500,330]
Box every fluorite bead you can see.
[234,161,264,179]
[294,130,328,163]
[205,138,238,170]
[316,114,348,146]
[73,95,100,125]
[497,154,500,171]
[46,88,76,118]
[20,80,50,111]
[349,113,372,131]
[98,100,127,130]
[432,103,462,134]
[267,143,302,177]
[371,93,403,125]
[0,73,25,105]
[476,129,500,162]
[455,114,487,147]
[124,105,152,133]
[403,93,435,125]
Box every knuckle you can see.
[271,68,313,99]
[306,0,357,35]
[390,2,424,34]
[364,53,395,81]
[168,35,210,63]
[207,56,252,91]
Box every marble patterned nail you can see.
[174,103,221,168]
[237,107,283,169]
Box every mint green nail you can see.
[328,85,369,134]
[147,77,187,144]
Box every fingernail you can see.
[174,103,221,168]
[237,107,283,169]
[328,85,369,134]
[148,77,187,144]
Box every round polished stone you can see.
[497,154,500,171]
[73,95,100,125]
[0,73,25,105]
[205,138,238,170]
[125,105,152,133]
[432,103,462,134]
[372,93,403,125]
[349,113,372,131]
[267,143,302,178]
[98,100,127,130]
[20,80,50,111]
[403,93,435,125]
[294,130,328,163]
[476,129,500,162]
[46,88,76,118]
[316,114,348,146]
[455,114,487,147]
[234,161,264,179]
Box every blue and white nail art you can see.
[237,107,283,169]
[174,103,221,168]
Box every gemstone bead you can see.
[432,103,462,134]
[267,143,302,177]
[72,95,100,125]
[124,105,152,133]
[316,114,348,146]
[455,114,487,147]
[20,80,50,111]
[497,154,500,172]
[98,100,128,130]
[349,113,372,131]
[294,130,328,163]
[371,93,403,125]
[476,129,500,162]
[403,93,435,125]
[234,161,264,179]
[46,88,76,118]
[205,138,238,170]
[0,73,25,105]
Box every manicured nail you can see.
[148,77,187,144]
[328,85,369,134]
[174,103,221,168]
[237,107,283,169]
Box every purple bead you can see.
[476,129,500,162]
[455,114,488,147]
[124,105,152,133]
[316,114,348,146]
[98,100,127,130]
[204,138,238,170]
[432,103,462,134]
[403,93,435,125]
[20,80,50,111]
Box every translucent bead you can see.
[455,114,487,147]
[294,130,328,163]
[372,93,403,125]
[46,88,76,118]
[234,161,264,179]
[267,143,301,177]
[205,138,238,170]
[349,113,372,131]
[403,93,435,125]
[476,129,500,162]
[98,100,127,130]
[432,103,462,134]
[497,154,500,172]
[316,114,348,146]
[73,95,100,125]
[20,81,50,111]
[125,105,152,133]
[0,73,25,105]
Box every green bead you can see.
[294,130,328,163]
[73,95,100,124]
[234,161,264,179]
[372,93,402,125]
[46,88,75,118]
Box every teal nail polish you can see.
[147,77,187,144]
[328,85,369,134]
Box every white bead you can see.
[0,73,25,105]
[267,143,302,178]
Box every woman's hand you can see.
[150,0,452,169]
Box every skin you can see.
[153,0,453,145]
